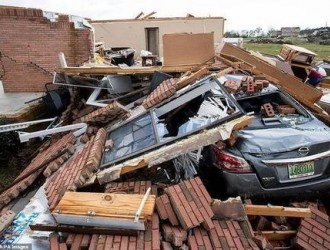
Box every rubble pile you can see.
[1,38,330,250]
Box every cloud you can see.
[0,0,328,30]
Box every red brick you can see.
[226,221,238,237]
[296,238,315,250]
[166,186,193,229]
[156,196,168,220]
[104,235,114,249]
[309,238,324,250]
[120,236,129,250]
[310,206,330,222]
[223,228,235,248]
[233,237,244,249]
[188,235,198,250]
[173,185,199,226]
[301,226,323,244]
[296,231,309,242]
[49,233,59,250]
[312,227,329,242]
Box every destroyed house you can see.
[91,17,225,57]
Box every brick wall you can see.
[0,6,93,92]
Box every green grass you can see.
[244,41,330,61]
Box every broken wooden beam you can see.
[260,230,297,241]
[245,205,311,218]
[56,65,203,76]
[176,67,209,89]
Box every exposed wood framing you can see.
[260,230,297,241]
[56,65,204,76]
[245,205,311,218]
[97,115,253,184]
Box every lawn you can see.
[244,41,330,62]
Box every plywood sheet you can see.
[163,33,214,66]
[53,192,155,220]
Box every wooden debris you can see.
[176,67,208,89]
[54,191,155,219]
[56,65,203,76]
[245,204,312,218]
[261,230,297,241]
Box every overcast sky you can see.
[0,0,329,31]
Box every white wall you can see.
[92,18,225,57]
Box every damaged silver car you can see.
[203,75,330,199]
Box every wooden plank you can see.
[56,65,202,76]
[176,67,209,89]
[245,205,311,218]
[260,230,297,241]
[53,192,155,220]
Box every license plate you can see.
[288,161,314,179]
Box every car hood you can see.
[236,121,330,154]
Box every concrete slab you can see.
[0,81,43,115]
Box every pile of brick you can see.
[105,180,158,196]
[207,220,259,249]
[79,101,129,125]
[295,206,330,249]
[0,132,76,209]
[45,128,106,210]
[164,177,214,230]
[224,76,269,95]
[142,78,178,109]
[46,177,259,250]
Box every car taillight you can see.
[212,146,253,173]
